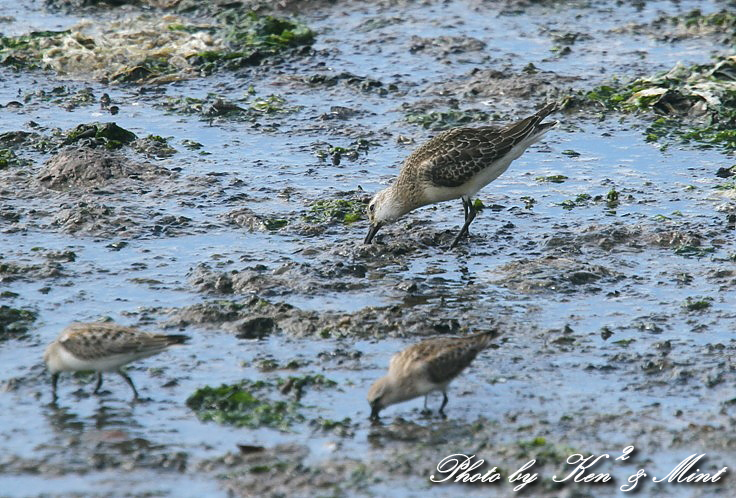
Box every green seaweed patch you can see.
[133,135,177,158]
[406,109,491,130]
[581,57,736,152]
[714,181,736,191]
[2,12,313,82]
[186,380,304,431]
[613,338,635,347]
[310,417,356,437]
[0,30,69,69]
[63,122,137,149]
[0,148,29,169]
[192,11,314,72]
[314,139,379,163]
[656,9,736,43]
[159,92,301,122]
[682,296,713,312]
[536,175,568,183]
[557,193,591,210]
[305,199,365,224]
[0,305,37,340]
[249,94,303,114]
[583,82,632,110]
[605,187,619,208]
[277,374,337,401]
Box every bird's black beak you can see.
[364,223,382,244]
[369,402,381,421]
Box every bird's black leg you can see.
[462,198,469,222]
[51,372,59,402]
[118,370,139,400]
[450,198,477,249]
[93,372,103,394]
[420,394,432,416]
[438,391,449,418]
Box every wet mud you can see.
[1,0,735,497]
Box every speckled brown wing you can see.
[423,341,483,384]
[419,331,497,384]
[60,323,183,360]
[417,104,556,188]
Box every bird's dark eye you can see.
[369,204,375,212]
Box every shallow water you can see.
[1,0,735,496]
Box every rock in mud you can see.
[38,147,172,190]
[493,256,620,294]
[431,67,580,103]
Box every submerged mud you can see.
[1,0,735,497]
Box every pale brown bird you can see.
[367,330,498,420]
[365,103,557,248]
[44,322,188,401]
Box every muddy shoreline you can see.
[1,1,735,497]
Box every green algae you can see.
[186,380,305,431]
[159,92,301,122]
[314,139,378,164]
[133,135,177,158]
[536,175,568,183]
[277,374,338,401]
[192,11,314,72]
[682,297,713,312]
[1,11,314,82]
[249,94,302,114]
[580,57,736,152]
[558,193,591,210]
[0,149,29,169]
[653,9,736,44]
[187,374,337,430]
[63,122,137,149]
[305,199,365,224]
[0,30,69,69]
[714,181,736,191]
[605,187,620,208]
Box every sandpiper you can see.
[367,330,498,420]
[44,322,189,401]
[365,103,558,248]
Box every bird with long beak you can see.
[365,103,558,248]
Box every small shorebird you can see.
[367,330,498,420]
[365,103,558,248]
[44,322,188,401]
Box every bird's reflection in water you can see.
[44,398,141,441]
